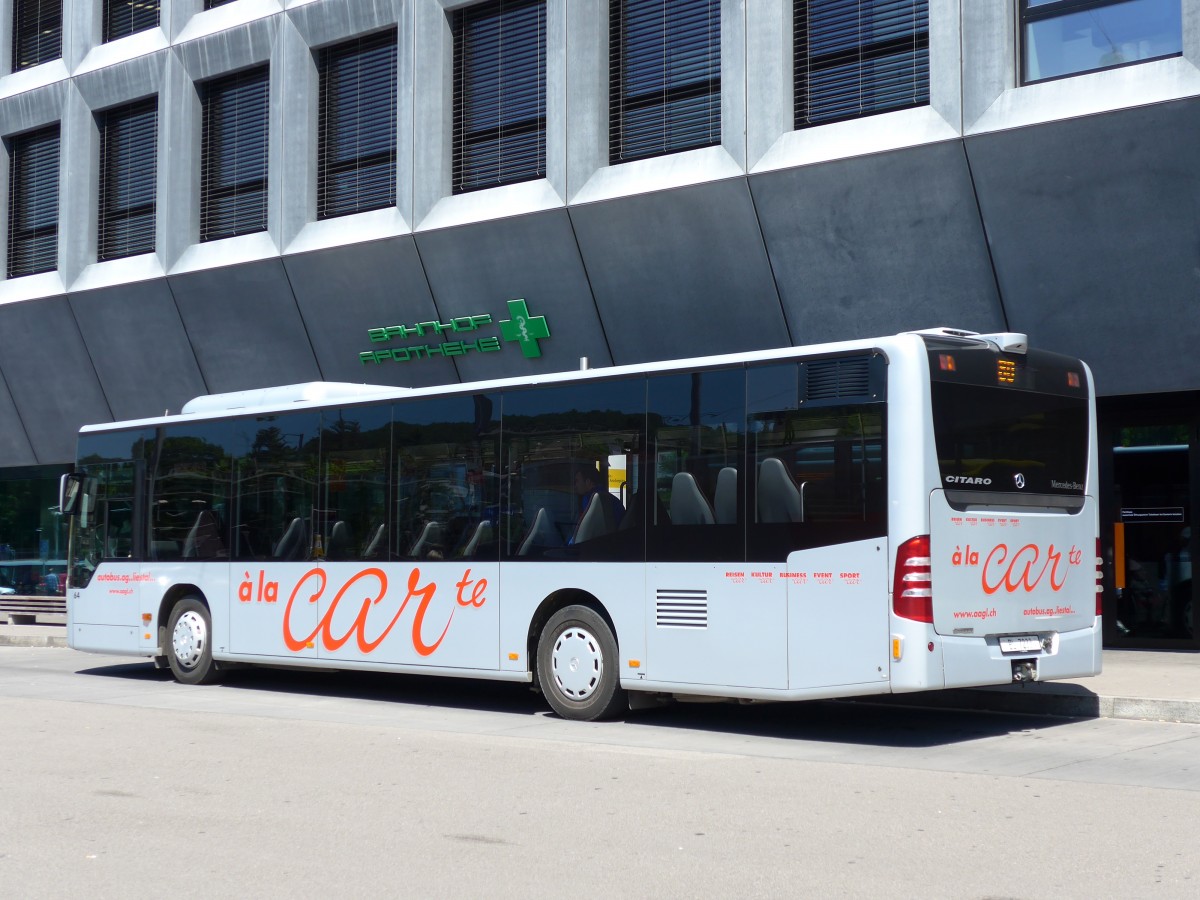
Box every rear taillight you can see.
[894,535,933,623]
[1095,537,1104,617]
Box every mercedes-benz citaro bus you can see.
[60,327,1101,720]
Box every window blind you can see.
[103,0,159,42]
[452,0,546,194]
[794,0,929,129]
[98,98,158,261]
[200,66,269,242]
[609,0,721,165]
[7,124,60,278]
[317,28,397,219]
[12,0,62,71]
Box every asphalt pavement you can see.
[3,615,1199,724]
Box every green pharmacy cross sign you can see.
[499,299,550,359]
[359,298,552,366]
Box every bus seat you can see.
[670,472,714,525]
[327,520,352,561]
[573,495,616,544]
[182,509,223,559]
[459,520,493,557]
[714,467,738,524]
[758,457,804,523]
[409,521,444,559]
[361,523,387,559]
[517,508,563,556]
[273,517,307,560]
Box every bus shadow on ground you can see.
[77,660,1084,748]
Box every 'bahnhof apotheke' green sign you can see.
[359,299,550,365]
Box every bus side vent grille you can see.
[656,590,708,628]
[806,356,871,401]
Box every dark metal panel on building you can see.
[967,98,1200,397]
[283,236,459,389]
[416,210,612,382]
[0,367,37,467]
[751,140,1005,346]
[70,279,208,420]
[0,297,112,464]
[167,259,322,394]
[569,178,787,364]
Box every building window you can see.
[452,0,546,193]
[204,1,236,9]
[103,0,159,42]
[1020,0,1182,84]
[609,0,721,165]
[794,1,929,129]
[6,124,59,278]
[317,29,397,219]
[200,66,269,242]
[11,0,62,71]
[98,99,158,261]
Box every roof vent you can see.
[975,332,1028,354]
[181,382,402,416]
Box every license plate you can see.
[999,635,1042,654]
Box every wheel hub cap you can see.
[172,610,206,670]
[551,627,603,700]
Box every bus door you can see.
[786,539,890,691]
[746,359,891,692]
[646,564,788,690]
[67,459,146,652]
[643,369,789,690]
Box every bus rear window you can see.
[931,381,1088,497]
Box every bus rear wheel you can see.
[537,605,626,721]
[166,597,222,686]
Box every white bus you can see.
[61,328,1101,720]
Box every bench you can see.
[0,595,67,625]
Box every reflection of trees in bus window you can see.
[231,412,321,561]
[75,429,154,570]
[84,462,138,562]
[501,378,644,561]
[149,422,239,561]
[319,405,391,561]
[393,395,500,561]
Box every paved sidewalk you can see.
[879,650,1200,724]
[3,619,1199,723]
[0,619,67,648]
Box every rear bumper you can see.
[940,618,1102,689]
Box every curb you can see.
[0,632,68,649]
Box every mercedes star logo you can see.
[1014,473,1026,489]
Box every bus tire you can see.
[537,605,626,721]
[166,597,222,686]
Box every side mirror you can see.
[60,472,85,517]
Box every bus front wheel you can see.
[537,605,626,721]
[166,597,222,686]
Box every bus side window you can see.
[231,412,321,562]
[500,378,644,562]
[319,404,392,562]
[647,368,744,562]
[747,362,887,558]
[393,394,500,562]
